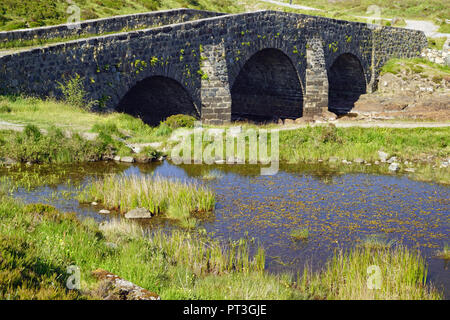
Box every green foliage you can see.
[428,37,447,50]
[0,0,242,31]
[380,58,450,78]
[164,114,197,129]
[437,22,450,33]
[155,122,173,137]
[0,125,114,164]
[58,74,96,110]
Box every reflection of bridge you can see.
[0,9,426,125]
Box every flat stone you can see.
[405,168,415,172]
[387,156,398,164]
[388,162,400,172]
[329,156,339,163]
[113,156,121,162]
[0,157,17,165]
[91,202,98,206]
[354,158,364,164]
[120,156,135,163]
[99,209,111,214]
[125,208,152,219]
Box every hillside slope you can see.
[0,0,241,31]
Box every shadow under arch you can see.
[231,48,304,123]
[117,76,199,126]
[327,53,367,115]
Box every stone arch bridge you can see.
[0,9,427,125]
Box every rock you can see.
[0,157,17,166]
[99,209,111,214]
[322,110,337,121]
[278,118,284,125]
[120,156,135,163]
[113,156,121,162]
[378,151,389,162]
[102,155,114,161]
[91,269,160,300]
[440,161,449,168]
[215,159,226,164]
[157,156,166,162]
[342,159,352,165]
[284,119,295,125]
[387,156,398,164]
[354,158,364,164]
[91,202,98,206]
[388,162,400,172]
[329,156,339,163]
[374,160,380,165]
[405,168,415,172]
[125,208,152,219]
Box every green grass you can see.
[436,244,449,259]
[437,22,450,33]
[359,234,395,249]
[77,174,216,219]
[296,245,442,299]
[0,0,242,31]
[428,37,447,50]
[0,196,442,299]
[0,124,115,164]
[380,57,450,80]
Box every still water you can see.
[3,161,449,297]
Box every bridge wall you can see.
[0,9,224,43]
[0,10,427,124]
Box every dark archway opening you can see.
[231,49,303,123]
[117,76,198,126]
[328,53,366,115]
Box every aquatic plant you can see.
[290,228,309,241]
[77,174,215,219]
[436,244,449,260]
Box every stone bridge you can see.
[0,9,427,125]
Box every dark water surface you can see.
[2,161,449,297]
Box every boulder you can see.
[378,151,389,162]
[387,156,398,164]
[284,119,295,125]
[388,162,400,172]
[125,208,152,219]
[91,269,160,300]
[120,156,135,163]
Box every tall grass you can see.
[297,246,442,300]
[0,196,442,299]
[78,174,215,217]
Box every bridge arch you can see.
[230,48,304,122]
[327,53,367,115]
[117,75,199,126]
